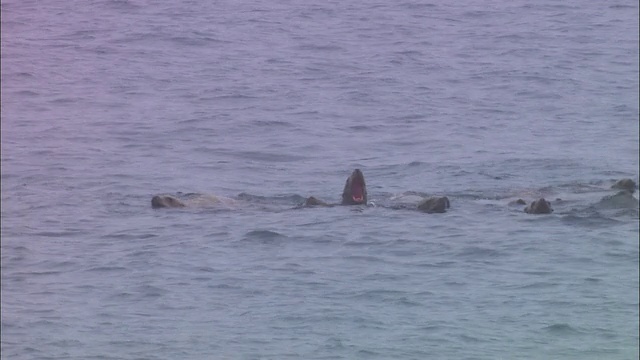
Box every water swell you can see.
[242,229,288,243]
[543,323,583,335]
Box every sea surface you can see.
[1,0,639,359]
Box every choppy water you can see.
[1,0,638,359]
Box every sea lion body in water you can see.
[152,169,368,210]
[389,193,450,213]
[417,196,450,213]
[151,193,236,209]
[524,198,553,214]
[304,196,331,207]
[152,195,186,208]
[611,178,636,193]
[512,178,636,215]
[595,190,639,210]
[304,169,368,207]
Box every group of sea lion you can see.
[506,197,554,214]
[302,169,450,213]
[151,169,637,215]
[506,178,637,214]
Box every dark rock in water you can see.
[417,196,450,213]
[611,178,636,193]
[524,198,553,214]
[152,195,186,208]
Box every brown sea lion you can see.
[151,193,236,209]
[341,168,368,205]
[304,196,331,207]
[304,169,368,207]
[596,190,639,209]
[611,178,636,193]
[524,198,553,214]
[417,196,450,214]
[151,195,186,208]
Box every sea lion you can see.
[151,195,186,208]
[595,190,639,209]
[304,169,368,207]
[151,193,236,209]
[342,168,367,205]
[417,196,450,214]
[524,198,553,214]
[611,178,636,193]
[304,196,331,207]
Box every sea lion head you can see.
[417,196,450,213]
[524,198,553,214]
[341,169,367,205]
[611,178,636,194]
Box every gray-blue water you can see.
[1,0,639,359]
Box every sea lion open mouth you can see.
[350,179,364,202]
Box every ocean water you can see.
[1,0,638,359]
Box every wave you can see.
[560,213,623,228]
